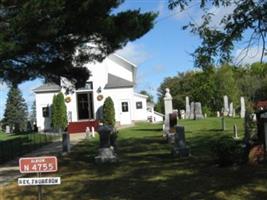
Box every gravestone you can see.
[229,102,233,117]
[167,111,178,144]
[189,102,195,119]
[62,133,70,153]
[240,97,246,118]
[233,124,238,139]
[95,125,118,163]
[185,96,190,119]
[5,125,10,134]
[194,102,204,119]
[164,88,173,134]
[216,111,220,117]
[180,110,185,119]
[223,95,229,116]
[172,126,190,157]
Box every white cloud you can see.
[115,42,150,65]
[206,4,236,30]
[234,46,266,65]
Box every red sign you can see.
[19,156,58,173]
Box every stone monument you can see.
[95,125,118,163]
[163,88,173,135]
[194,102,204,119]
[189,102,195,119]
[240,97,245,118]
[223,95,229,116]
[185,96,190,119]
[180,110,185,119]
[172,126,190,157]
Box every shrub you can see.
[103,97,115,127]
[51,92,67,132]
[212,135,244,166]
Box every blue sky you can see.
[0,1,263,118]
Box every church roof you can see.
[104,74,134,89]
[33,83,61,93]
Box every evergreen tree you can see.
[29,100,36,124]
[103,97,115,127]
[0,1,157,87]
[51,93,67,132]
[3,86,28,133]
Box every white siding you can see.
[35,92,59,130]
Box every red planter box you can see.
[68,120,99,134]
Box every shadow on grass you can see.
[4,123,267,200]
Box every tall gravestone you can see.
[223,95,229,116]
[164,88,173,133]
[172,126,190,157]
[189,102,195,119]
[185,96,190,119]
[194,102,204,119]
[240,97,245,118]
[229,102,233,117]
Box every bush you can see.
[212,135,244,166]
[102,97,115,127]
[51,92,67,132]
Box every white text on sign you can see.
[18,177,61,186]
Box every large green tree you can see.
[3,86,28,132]
[169,0,267,69]
[0,0,157,87]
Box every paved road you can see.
[0,133,86,186]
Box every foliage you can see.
[102,97,116,127]
[140,90,154,103]
[156,63,267,113]
[211,135,244,166]
[2,86,28,133]
[0,0,157,87]
[29,100,36,124]
[51,92,67,132]
[169,0,267,69]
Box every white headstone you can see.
[185,96,190,119]
[5,125,10,134]
[164,88,173,131]
[194,102,204,120]
[229,102,233,117]
[189,102,195,119]
[180,110,185,119]
[223,95,229,116]
[216,111,220,117]
[240,97,245,118]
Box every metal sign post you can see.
[37,173,42,200]
[18,156,60,200]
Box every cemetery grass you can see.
[3,118,267,200]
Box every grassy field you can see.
[2,118,267,200]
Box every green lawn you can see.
[3,118,267,200]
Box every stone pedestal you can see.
[62,133,70,153]
[95,125,118,163]
[95,147,118,163]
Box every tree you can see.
[140,90,154,103]
[0,1,157,87]
[102,97,116,127]
[3,86,28,132]
[169,0,267,69]
[51,92,67,132]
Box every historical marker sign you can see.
[19,156,58,173]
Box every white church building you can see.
[33,54,154,133]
